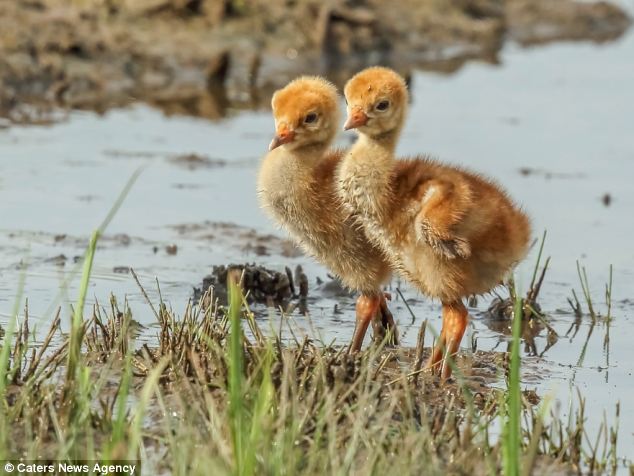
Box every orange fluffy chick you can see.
[337,67,531,378]
[257,76,398,351]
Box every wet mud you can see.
[195,262,297,305]
[167,221,302,258]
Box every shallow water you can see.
[2,27,634,468]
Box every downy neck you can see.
[287,142,329,167]
[349,126,401,174]
[342,128,401,219]
[272,141,331,187]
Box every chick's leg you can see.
[349,294,381,353]
[376,293,399,346]
[426,300,468,378]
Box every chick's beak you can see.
[343,109,368,131]
[269,127,295,151]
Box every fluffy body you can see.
[258,145,391,294]
[338,66,531,375]
[338,144,531,301]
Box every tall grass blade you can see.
[228,276,246,475]
[0,265,27,459]
[109,350,133,457]
[66,230,99,385]
[128,357,169,460]
[529,230,547,291]
[247,342,274,474]
[62,168,141,401]
[504,288,523,476]
[605,264,613,322]
[43,167,144,319]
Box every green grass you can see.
[0,278,627,474]
[65,230,99,388]
[503,290,523,476]
[0,261,27,462]
[228,275,248,474]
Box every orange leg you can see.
[426,300,468,379]
[349,294,381,353]
[378,293,399,346]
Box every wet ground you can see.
[2,13,634,470]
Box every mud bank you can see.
[0,0,630,123]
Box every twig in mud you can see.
[605,264,613,323]
[130,268,162,324]
[24,309,62,381]
[241,292,265,345]
[304,312,325,347]
[526,256,550,307]
[471,331,478,353]
[385,366,432,387]
[371,352,393,381]
[155,276,164,309]
[411,319,427,385]
[567,289,583,318]
[285,266,295,296]
[32,338,69,383]
[525,303,558,337]
[576,322,595,367]
[279,307,301,347]
[576,261,597,322]
[528,230,547,294]
[396,288,417,325]
[11,300,28,383]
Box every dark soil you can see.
[0,0,629,123]
[194,262,299,305]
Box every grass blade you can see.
[65,230,99,386]
[0,265,27,459]
[228,275,246,475]
[504,287,523,476]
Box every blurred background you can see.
[1,0,634,463]
[0,0,632,120]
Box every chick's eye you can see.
[304,113,318,124]
[376,100,390,111]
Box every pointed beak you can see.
[343,109,368,131]
[269,127,295,151]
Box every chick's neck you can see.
[286,141,331,169]
[351,122,401,171]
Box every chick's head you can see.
[269,77,340,151]
[343,67,408,137]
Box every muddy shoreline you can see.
[5,287,590,475]
[0,0,630,123]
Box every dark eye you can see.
[376,100,389,111]
[304,112,318,124]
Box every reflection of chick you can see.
[257,77,397,351]
[337,67,531,377]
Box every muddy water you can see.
[2,27,634,466]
